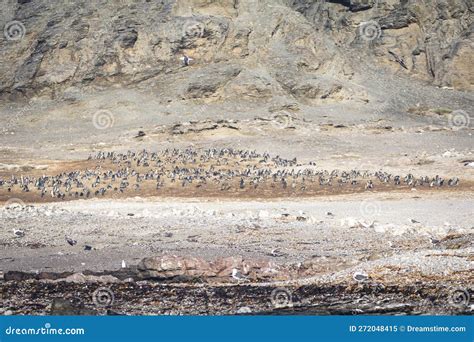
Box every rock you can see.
[213,256,244,277]
[438,233,474,249]
[135,130,146,138]
[60,273,121,283]
[138,255,216,279]
[4,310,13,316]
[50,298,95,315]
[183,64,242,99]
[268,103,300,113]
[137,255,277,281]
[293,0,472,90]
[236,306,252,314]
[37,271,74,280]
[4,271,34,281]
[341,217,374,229]
[0,0,470,103]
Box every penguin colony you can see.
[0,148,460,201]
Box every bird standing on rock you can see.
[231,268,249,282]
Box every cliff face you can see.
[0,0,472,102]
[291,0,473,88]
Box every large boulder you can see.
[137,255,278,281]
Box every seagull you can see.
[269,248,285,257]
[65,236,77,246]
[181,55,193,66]
[353,271,369,282]
[231,268,249,282]
[13,229,25,238]
[121,260,127,268]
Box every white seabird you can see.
[353,271,369,282]
[231,268,249,282]
[13,229,25,237]
[180,55,193,66]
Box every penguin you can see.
[181,55,193,67]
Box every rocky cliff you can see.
[0,0,472,105]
